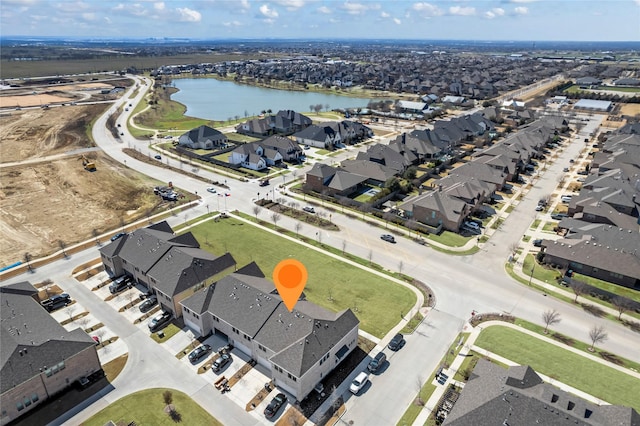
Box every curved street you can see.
[2,74,638,425]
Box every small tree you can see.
[92,228,100,246]
[368,249,373,265]
[406,219,419,238]
[163,390,173,406]
[94,328,106,347]
[588,325,607,352]
[542,308,561,334]
[294,222,302,237]
[571,282,587,303]
[508,242,519,258]
[252,205,261,220]
[341,239,347,255]
[24,253,33,271]
[383,212,395,229]
[271,212,281,229]
[398,260,404,275]
[612,297,632,320]
[65,305,77,322]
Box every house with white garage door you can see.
[180,264,359,401]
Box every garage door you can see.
[184,317,201,336]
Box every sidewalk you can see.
[411,320,640,426]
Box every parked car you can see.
[464,221,480,231]
[561,195,573,203]
[41,293,71,312]
[577,177,586,183]
[367,352,387,373]
[206,187,217,194]
[154,155,161,160]
[349,372,369,395]
[110,232,126,242]
[264,393,287,419]
[109,275,130,294]
[188,344,212,363]
[212,353,231,372]
[551,213,568,220]
[380,234,396,243]
[577,170,589,176]
[139,295,157,313]
[259,179,270,187]
[148,311,172,332]
[535,205,544,211]
[533,239,543,247]
[303,206,315,214]
[563,167,570,172]
[217,343,234,354]
[387,333,405,351]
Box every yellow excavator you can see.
[79,154,96,171]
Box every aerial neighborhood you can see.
[1,34,640,426]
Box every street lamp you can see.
[528,263,535,286]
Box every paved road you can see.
[3,75,639,426]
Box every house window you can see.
[258,344,266,351]
[23,397,31,407]
[213,316,219,322]
[51,365,59,374]
[287,373,297,382]
[184,307,190,314]
[122,259,127,265]
[57,361,65,371]
[243,334,251,341]
[232,327,239,334]
[194,313,200,319]
[44,368,52,377]
[16,402,24,411]
[31,393,39,403]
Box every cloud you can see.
[507,0,536,3]
[223,20,242,27]
[154,2,165,11]
[635,0,640,6]
[514,6,528,15]
[81,12,97,21]
[449,6,475,16]
[484,7,504,19]
[317,5,331,14]
[272,0,305,10]
[259,4,278,18]
[340,2,370,15]
[381,11,389,18]
[393,17,401,24]
[176,7,201,22]
[411,2,443,17]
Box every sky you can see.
[1,0,639,42]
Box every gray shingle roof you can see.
[1,283,95,393]
[445,359,639,426]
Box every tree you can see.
[383,212,395,229]
[58,240,67,258]
[588,325,607,352]
[403,166,418,180]
[542,309,561,334]
[612,297,632,320]
[384,177,401,192]
[294,222,302,236]
[271,212,281,229]
[368,249,373,265]
[64,305,77,322]
[252,205,261,220]
[571,281,587,303]
[94,328,106,347]
[359,203,372,220]
[24,253,33,272]
[508,242,519,258]
[92,228,100,246]
[341,239,347,255]
[406,219,419,238]
[163,390,173,406]
[398,260,404,275]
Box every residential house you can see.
[229,143,277,170]
[540,225,640,289]
[99,221,237,316]
[1,282,102,425]
[356,144,414,174]
[180,268,360,401]
[260,135,303,163]
[396,100,427,114]
[339,159,397,187]
[178,125,228,150]
[236,110,312,137]
[451,162,508,191]
[293,125,341,149]
[399,188,472,233]
[389,133,442,162]
[444,359,639,425]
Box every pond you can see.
[171,78,377,121]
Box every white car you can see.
[349,372,369,395]
[464,221,480,230]
[206,187,217,194]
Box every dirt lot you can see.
[619,103,640,117]
[0,103,168,267]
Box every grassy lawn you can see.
[596,85,640,93]
[396,381,437,426]
[81,388,222,426]
[315,149,332,155]
[428,231,471,248]
[150,323,181,343]
[524,254,562,284]
[542,222,557,232]
[187,217,416,338]
[573,272,640,304]
[474,326,640,410]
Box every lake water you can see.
[171,78,375,121]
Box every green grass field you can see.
[81,388,222,426]
[474,326,640,410]
[187,217,416,338]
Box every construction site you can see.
[0,94,175,267]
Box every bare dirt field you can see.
[619,104,640,117]
[0,102,168,267]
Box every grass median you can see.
[187,216,416,338]
[474,325,640,411]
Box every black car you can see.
[264,393,287,419]
[533,239,543,247]
[148,311,172,332]
[380,234,396,243]
[188,344,212,363]
[110,232,126,242]
[387,333,405,351]
[551,213,568,220]
[109,275,130,294]
[41,293,71,312]
[139,295,157,313]
[212,353,231,372]
[367,352,387,373]
[154,155,162,160]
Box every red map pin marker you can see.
[273,259,308,312]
